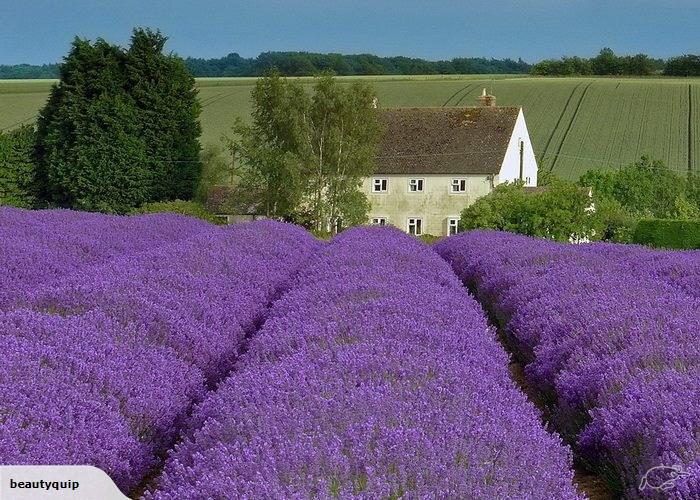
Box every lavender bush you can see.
[435,230,700,498]
[148,227,581,499]
[0,208,320,494]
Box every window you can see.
[407,218,423,236]
[371,217,387,226]
[451,178,466,193]
[447,217,460,236]
[408,178,424,192]
[372,178,388,193]
[525,176,531,185]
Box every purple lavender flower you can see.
[0,208,320,494]
[148,227,581,499]
[436,230,700,498]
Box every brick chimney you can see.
[477,88,496,107]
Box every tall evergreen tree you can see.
[126,28,201,200]
[35,28,201,213]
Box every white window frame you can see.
[447,217,460,236]
[371,217,387,226]
[408,178,424,193]
[451,178,467,193]
[372,178,388,193]
[407,217,423,236]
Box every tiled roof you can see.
[375,106,520,175]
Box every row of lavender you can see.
[147,227,582,499]
[0,207,211,308]
[435,231,700,498]
[0,208,320,494]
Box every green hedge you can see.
[417,234,442,245]
[633,219,700,249]
[131,200,225,225]
[0,125,37,208]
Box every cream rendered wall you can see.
[498,108,538,186]
[363,174,493,236]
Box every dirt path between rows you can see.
[508,362,614,500]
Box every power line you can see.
[0,114,37,132]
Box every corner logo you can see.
[639,465,692,492]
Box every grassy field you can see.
[2,75,699,180]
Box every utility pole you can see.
[519,140,524,183]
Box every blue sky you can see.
[1,0,698,64]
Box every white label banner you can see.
[0,466,128,500]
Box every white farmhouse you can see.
[364,92,538,236]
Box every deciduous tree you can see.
[580,156,689,218]
[229,71,381,231]
[459,180,597,242]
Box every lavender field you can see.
[1,207,698,498]
[436,231,700,498]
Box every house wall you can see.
[363,174,493,236]
[498,108,538,186]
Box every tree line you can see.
[0,52,530,79]
[531,48,700,77]
[4,48,700,79]
[184,52,530,77]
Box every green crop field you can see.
[2,75,699,180]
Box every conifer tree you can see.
[126,28,201,200]
[35,28,201,213]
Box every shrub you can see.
[580,157,695,219]
[460,180,597,242]
[0,125,37,208]
[131,200,224,225]
[633,218,700,249]
[418,233,441,244]
[592,196,638,243]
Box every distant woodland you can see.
[1,49,698,79]
[0,51,529,78]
